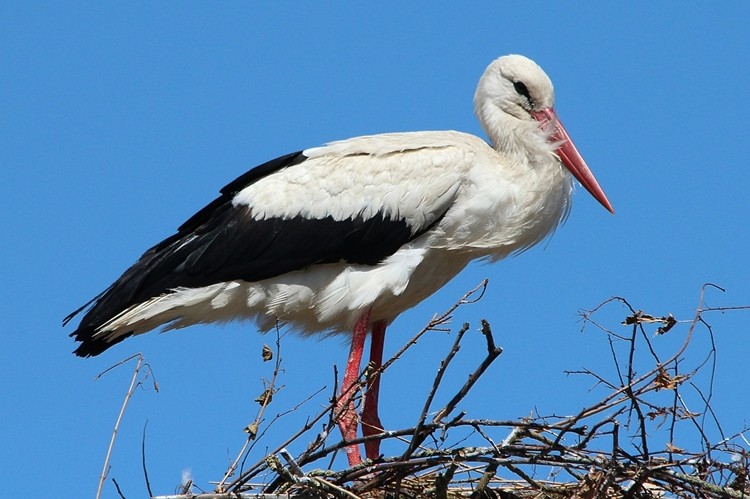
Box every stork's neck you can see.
[469,100,573,253]
[477,103,555,169]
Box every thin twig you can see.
[96,353,153,499]
[432,322,503,424]
[404,322,470,458]
[218,324,285,492]
[111,477,126,499]
[142,419,153,498]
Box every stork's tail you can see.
[64,295,135,357]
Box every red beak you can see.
[532,108,614,214]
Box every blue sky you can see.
[3,3,750,497]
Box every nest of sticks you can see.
[106,282,749,499]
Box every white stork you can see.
[65,54,613,466]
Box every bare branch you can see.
[95,353,156,499]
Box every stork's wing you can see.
[66,133,466,353]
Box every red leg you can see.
[362,320,386,460]
[335,311,370,467]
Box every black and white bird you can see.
[65,54,613,466]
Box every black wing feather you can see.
[67,150,450,357]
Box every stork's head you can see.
[475,54,614,213]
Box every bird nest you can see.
[100,282,749,499]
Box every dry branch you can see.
[104,283,749,499]
[94,353,157,499]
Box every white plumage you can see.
[66,54,613,466]
[100,130,573,338]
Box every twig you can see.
[267,454,361,499]
[112,477,126,499]
[404,322,470,459]
[432,322,503,424]
[434,465,456,499]
[468,461,498,499]
[217,324,285,491]
[142,419,153,498]
[96,353,155,499]
[379,279,489,375]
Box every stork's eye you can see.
[513,81,531,100]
